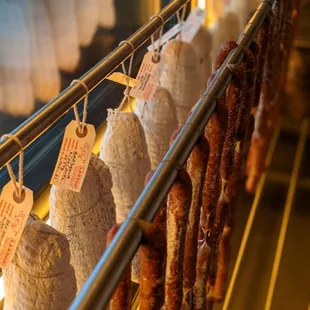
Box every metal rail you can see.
[0,0,190,170]
[69,1,274,309]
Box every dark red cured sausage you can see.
[192,239,211,310]
[220,64,244,181]
[144,170,167,237]
[200,72,227,237]
[164,168,192,309]
[139,220,166,310]
[215,41,238,70]
[107,224,131,310]
[183,134,209,295]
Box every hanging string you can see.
[70,79,89,134]
[176,5,187,24]
[150,14,165,63]
[118,40,135,112]
[1,134,24,199]
[176,5,187,40]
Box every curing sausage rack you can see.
[0,0,285,309]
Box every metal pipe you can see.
[70,1,274,309]
[0,0,190,170]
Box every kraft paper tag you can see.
[106,72,140,87]
[50,120,96,192]
[0,181,33,268]
[147,22,183,51]
[130,51,161,101]
[181,7,206,43]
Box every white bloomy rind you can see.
[160,39,202,126]
[0,1,34,116]
[49,155,116,291]
[44,0,80,72]
[100,110,151,282]
[75,0,99,47]
[3,214,77,310]
[17,0,61,102]
[192,26,213,92]
[135,87,178,170]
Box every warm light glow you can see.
[198,0,206,9]
[0,277,4,301]
[0,99,135,305]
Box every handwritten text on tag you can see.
[0,181,33,268]
[181,7,206,43]
[106,72,140,87]
[50,120,96,192]
[147,23,183,51]
[130,51,161,101]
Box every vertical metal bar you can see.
[69,1,274,309]
[222,120,282,310]
[264,119,308,310]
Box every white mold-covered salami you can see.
[98,0,116,29]
[75,0,98,47]
[44,0,80,72]
[0,1,34,116]
[100,110,151,282]
[209,12,240,70]
[192,26,213,91]
[49,154,116,290]
[135,87,178,170]
[160,40,202,126]
[17,0,61,102]
[3,214,77,310]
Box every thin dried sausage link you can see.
[252,16,270,108]
[139,220,166,310]
[200,70,227,238]
[107,224,131,310]
[220,64,244,181]
[164,168,192,309]
[183,134,210,297]
[192,239,211,309]
[144,170,167,237]
[235,47,256,142]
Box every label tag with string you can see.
[130,51,162,101]
[147,23,184,51]
[50,120,96,192]
[181,7,206,43]
[106,72,140,87]
[0,181,33,268]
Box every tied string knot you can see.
[117,40,135,114]
[150,14,164,63]
[176,5,187,41]
[70,79,89,135]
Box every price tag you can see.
[0,181,33,268]
[130,51,161,101]
[147,23,183,51]
[106,72,140,87]
[50,120,96,192]
[181,7,206,43]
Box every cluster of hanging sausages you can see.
[106,1,298,308]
